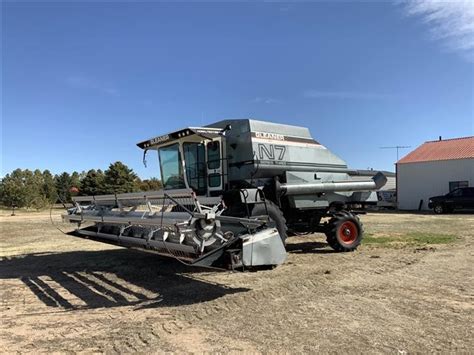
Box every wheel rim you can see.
[338,221,358,245]
[435,205,442,213]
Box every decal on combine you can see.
[150,134,170,145]
[258,144,287,160]
[251,132,320,145]
[255,132,285,141]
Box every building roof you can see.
[397,136,474,164]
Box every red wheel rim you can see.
[338,221,358,245]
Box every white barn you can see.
[396,136,474,210]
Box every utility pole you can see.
[380,145,411,161]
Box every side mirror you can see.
[219,124,232,136]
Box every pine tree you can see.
[80,169,105,195]
[0,169,50,209]
[103,162,139,194]
[70,171,81,192]
[42,170,58,204]
[29,169,49,208]
[0,169,30,208]
[138,177,163,191]
[55,172,73,203]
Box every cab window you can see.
[183,142,207,194]
[207,141,221,169]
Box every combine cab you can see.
[63,119,386,270]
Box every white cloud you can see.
[399,0,474,59]
[252,96,280,104]
[303,90,391,99]
[66,75,119,96]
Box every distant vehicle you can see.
[428,187,474,214]
[376,190,396,209]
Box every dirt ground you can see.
[1,210,473,353]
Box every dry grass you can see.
[363,232,457,247]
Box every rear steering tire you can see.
[325,212,363,252]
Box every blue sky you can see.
[2,1,473,178]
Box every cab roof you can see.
[137,127,223,150]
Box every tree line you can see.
[0,161,162,209]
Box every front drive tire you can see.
[433,204,444,214]
[325,213,363,252]
[251,201,288,245]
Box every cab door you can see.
[206,138,223,194]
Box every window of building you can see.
[449,181,468,192]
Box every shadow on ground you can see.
[286,241,336,254]
[0,249,249,310]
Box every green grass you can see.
[363,232,457,248]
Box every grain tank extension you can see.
[63,119,386,270]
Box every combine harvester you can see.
[63,119,386,270]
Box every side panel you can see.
[242,228,287,267]
[208,119,350,183]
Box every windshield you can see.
[158,144,185,189]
